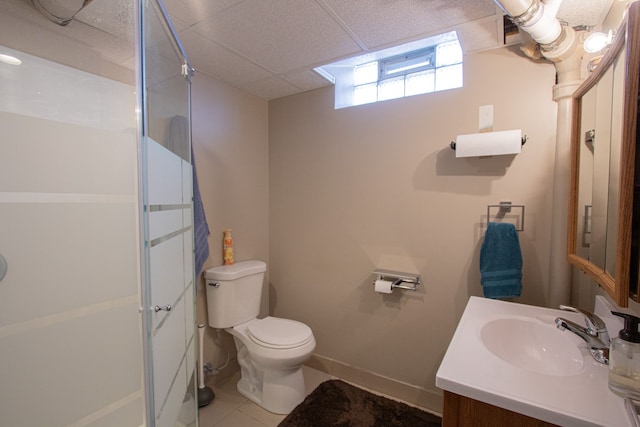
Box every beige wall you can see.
[268,47,558,406]
[191,73,269,369]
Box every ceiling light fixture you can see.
[583,30,614,53]
[0,53,22,66]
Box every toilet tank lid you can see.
[204,260,266,281]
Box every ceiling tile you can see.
[321,0,499,49]
[75,0,134,41]
[162,0,245,26]
[165,15,189,33]
[179,29,272,86]
[239,76,303,100]
[8,0,615,101]
[146,48,182,87]
[557,0,613,27]
[71,22,134,65]
[192,0,363,74]
[282,69,332,92]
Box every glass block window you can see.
[436,63,463,91]
[379,47,436,80]
[354,62,378,85]
[354,83,378,106]
[405,69,435,96]
[436,41,463,67]
[351,39,462,107]
[378,76,405,101]
[315,31,464,109]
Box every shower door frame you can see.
[137,0,197,425]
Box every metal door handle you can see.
[154,304,172,312]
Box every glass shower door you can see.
[140,1,197,426]
[0,3,144,426]
[0,0,197,425]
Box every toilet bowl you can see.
[204,261,316,414]
[227,317,315,414]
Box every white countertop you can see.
[435,296,632,427]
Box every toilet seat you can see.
[248,317,313,349]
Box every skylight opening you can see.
[315,31,463,109]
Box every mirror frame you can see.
[567,3,640,307]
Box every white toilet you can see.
[204,260,316,414]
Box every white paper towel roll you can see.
[374,279,393,294]
[455,129,522,158]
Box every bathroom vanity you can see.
[436,297,631,427]
[442,391,557,426]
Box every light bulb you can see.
[584,31,614,53]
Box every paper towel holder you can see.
[449,134,528,151]
[371,269,421,291]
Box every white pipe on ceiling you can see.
[494,0,583,308]
[494,0,562,46]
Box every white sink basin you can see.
[480,317,585,376]
[436,296,630,427]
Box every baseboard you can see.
[305,354,443,416]
[208,353,444,416]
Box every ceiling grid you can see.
[3,0,614,100]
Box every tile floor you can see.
[198,366,334,427]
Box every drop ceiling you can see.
[4,0,614,100]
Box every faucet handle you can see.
[559,305,607,332]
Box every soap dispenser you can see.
[609,311,640,398]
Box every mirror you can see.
[568,3,640,307]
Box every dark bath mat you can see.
[278,379,442,427]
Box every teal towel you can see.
[480,222,522,299]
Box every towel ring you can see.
[487,201,524,231]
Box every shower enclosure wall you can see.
[0,1,197,426]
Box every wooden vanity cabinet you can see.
[442,391,559,427]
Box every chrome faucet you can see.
[555,305,610,365]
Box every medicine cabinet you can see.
[567,2,640,307]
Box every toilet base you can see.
[236,367,306,414]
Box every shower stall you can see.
[0,0,198,426]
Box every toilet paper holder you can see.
[371,269,421,291]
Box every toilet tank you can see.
[204,260,266,329]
